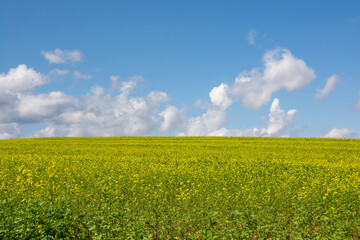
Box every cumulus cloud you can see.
[0,64,46,94]
[264,98,296,136]
[0,65,53,125]
[181,83,234,136]
[0,48,335,139]
[42,49,84,64]
[179,48,312,136]
[110,75,144,95]
[197,48,315,112]
[0,65,77,125]
[183,108,228,136]
[321,128,356,138]
[159,105,185,132]
[30,127,56,138]
[0,123,21,139]
[34,87,174,137]
[315,75,339,99]
[73,71,92,80]
[16,92,77,123]
[231,48,316,109]
[0,65,183,139]
[246,30,256,45]
[209,83,233,109]
[216,98,296,137]
[181,98,296,137]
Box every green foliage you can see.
[0,137,360,239]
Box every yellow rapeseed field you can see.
[0,137,359,239]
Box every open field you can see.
[1,137,360,239]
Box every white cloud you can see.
[73,71,92,80]
[0,65,53,124]
[35,90,170,137]
[246,30,256,45]
[111,75,144,94]
[209,83,233,109]
[30,127,56,138]
[0,91,77,125]
[147,91,170,105]
[0,65,77,125]
[0,64,46,94]
[183,107,228,136]
[17,92,77,123]
[159,105,185,132]
[0,123,21,139]
[180,81,239,136]
[50,68,69,76]
[264,98,296,136]
[180,83,234,136]
[182,98,296,137]
[315,75,339,99]
[321,128,356,138]
[17,75,182,138]
[232,48,316,109]
[179,49,310,136]
[2,48,349,139]
[42,49,84,64]
[1,62,253,139]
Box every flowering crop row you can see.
[0,137,359,239]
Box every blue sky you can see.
[1,0,359,138]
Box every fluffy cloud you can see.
[205,48,315,111]
[264,98,296,136]
[0,64,46,95]
[16,92,77,123]
[0,123,21,139]
[2,65,184,138]
[0,65,55,125]
[182,108,228,136]
[33,86,174,137]
[179,48,312,136]
[0,65,77,125]
[0,67,182,138]
[42,49,84,64]
[321,128,356,138]
[181,98,296,137]
[110,75,144,94]
[159,106,185,132]
[231,48,316,109]
[2,48,348,139]
[30,127,56,138]
[209,83,233,109]
[315,75,339,99]
[181,83,233,136]
[213,98,296,137]
[73,71,92,80]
